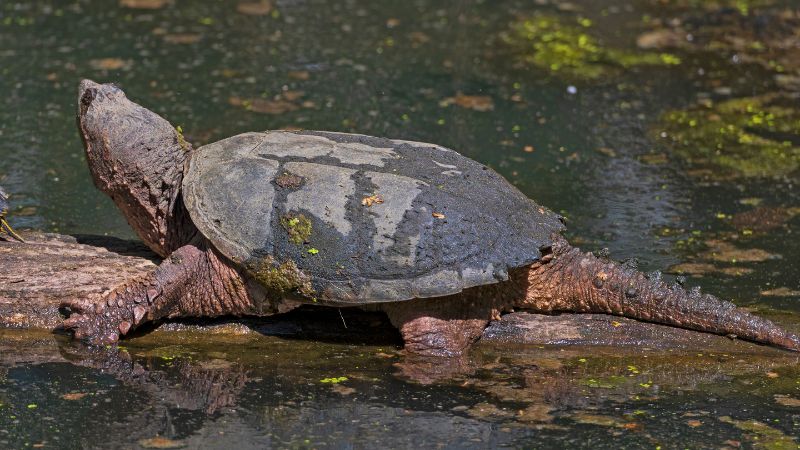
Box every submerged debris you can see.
[89,58,132,71]
[731,206,800,232]
[119,0,169,9]
[718,415,797,449]
[138,437,187,449]
[236,0,273,16]
[228,90,312,114]
[439,93,495,112]
[700,239,780,263]
[761,287,800,297]
[639,4,800,79]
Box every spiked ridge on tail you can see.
[521,235,800,352]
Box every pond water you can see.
[1,0,799,448]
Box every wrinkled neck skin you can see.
[78,81,196,257]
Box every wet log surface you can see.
[0,232,778,352]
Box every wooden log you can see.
[0,232,782,353]
[0,233,156,329]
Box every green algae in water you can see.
[503,14,681,80]
[657,94,800,178]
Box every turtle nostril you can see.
[80,88,96,116]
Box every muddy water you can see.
[1,0,799,447]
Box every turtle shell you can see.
[182,131,564,304]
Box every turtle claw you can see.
[60,298,128,345]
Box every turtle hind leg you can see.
[382,294,496,357]
[60,240,252,344]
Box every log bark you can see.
[0,232,780,352]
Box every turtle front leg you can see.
[61,240,252,344]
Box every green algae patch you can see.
[280,213,312,244]
[656,94,800,178]
[249,256,315,298]
[503,14,681,80]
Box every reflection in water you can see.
[58,343,248,415]
[0,331,799,448]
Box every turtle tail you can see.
[520,235,800,351]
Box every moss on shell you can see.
[175,125,189,152]
[280,213,312,244]
[655,94,800,178]
[249,256,315,298]
[503,14,681,80]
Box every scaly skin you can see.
[522,235,800,351]
[61,240,254,343]
[63,79,800,356]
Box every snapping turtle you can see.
[0,186,24,242]
[63,80,800,356]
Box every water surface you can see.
[1,0,799,447]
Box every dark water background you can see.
[1,0,799,448]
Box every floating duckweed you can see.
[656,94,800,178]
[503,14,681,80]
[320,376,348,384]
[249,256,315,298]
[281,213,312,244]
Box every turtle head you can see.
[78,80,195,256]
